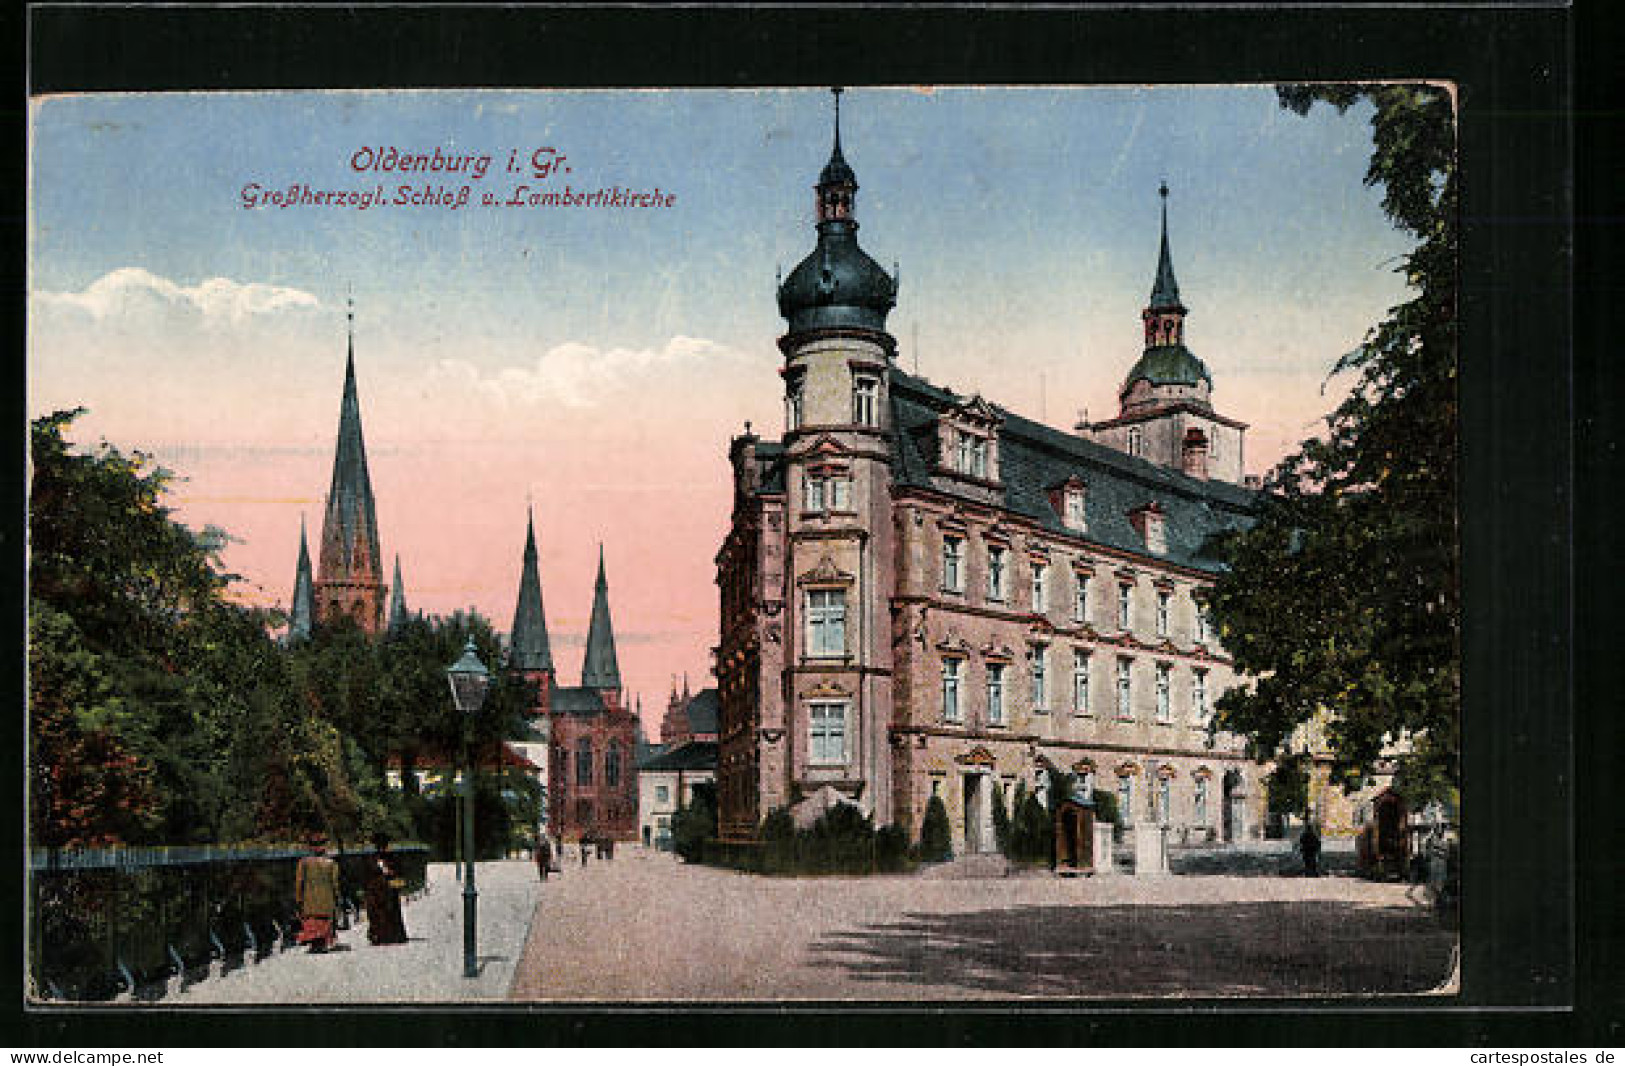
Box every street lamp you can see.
[446,638,491,980]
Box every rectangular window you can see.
[988,547,1007,601]
[804,475,825,513]
[987,663,1006,725]
[1074,573,1090,623]
[971,437,989,478]
[575,739,594,786]
[942,536,964,593]
[853,376,878,427]
[942,657,962,723]
[1157,776,1171,824]
[1032,563,1048,612]
[1116,658,1133,720]
[1030,648,1047,710]
[1193,670,1209,723]
[1118,583,1133,630]
[1197,602,1212,643]
[1156,662,1172,722]
[1118,777,1134,826]
[1064,489,1086,530]
[806,588,846,657]
[1156,589,1171,637]
[829,478,850,510]
[656,785,670,804]
[787,379,803,431]
[1072,650,1091,714]
[809,702,847,764]
[1194,778,1209,824]
[1127,426,1144,457]
[956,432,974,474]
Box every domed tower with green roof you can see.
[766,87,900,829]
[1085,184,1249,484]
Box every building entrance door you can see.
[963,774,984,854]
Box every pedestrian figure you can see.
[295,839,342,953]
[535,833,553,882]
[605,838,615,861]
[1299,822,1322,878]
[580,833,590,866]
[362,833,408,945]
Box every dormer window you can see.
[1064,487,1086,530]
[852,375,879,427]
[1129,501,1168,555]
[938,397,1003,484]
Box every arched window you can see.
[606,741,622,787]
[575,737,594,786]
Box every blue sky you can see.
[28,86,1415,711]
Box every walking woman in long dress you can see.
[363,833,409,945]
[295,839,342,953]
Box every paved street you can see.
[171,860,539,1004]
[511,847,1457,1001]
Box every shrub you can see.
[875,823,911,873]
[918,794,953,863]
[1089,788,1119,827]
[805,802,875,873]
[991,783,1011,854]
[1009,790,1052,865]
[671,781,717,863]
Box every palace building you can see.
[713,94,1279,851]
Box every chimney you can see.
[1181,427,1209,480]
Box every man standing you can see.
[534,832,553,882]
[1299,822,1322,878]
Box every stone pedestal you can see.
[1092,823,1116,875]
[1134,825,1169,876]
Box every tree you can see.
[917,794,953,863]
[1264,752,1312,821]
[672,781,717,863]
[1207,85,1459,806]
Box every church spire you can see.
[315,292,385,632]
[1142,182,1188,348]
[290,514,315,641]
[388,554,409,631]
[508,505,555,674]
[580,543,622,692]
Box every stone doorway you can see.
[963,773,985,854]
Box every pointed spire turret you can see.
[315,293,385,632]
[290,514,315,641]
[1149,181,1185,312]
[508,506,555,674]
[581,543,622,692]
[388,554,409,631]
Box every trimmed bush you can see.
[875,823,910,873]
[671,781,717,864]
[918,794,953,863]
[991,783,1011,854]
[1089,788,1120,827]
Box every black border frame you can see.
[13,1,1609,1048]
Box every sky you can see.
[27,86,1414,734]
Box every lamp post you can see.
[446,638,490,980]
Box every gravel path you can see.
[171,860,540,1004]
[510,848,1456,1002]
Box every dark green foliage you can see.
[29,410,537,854]
[1265,752,1312,818]
[1089,788,1120,827]
[672,781,717,863]
[874,823,910,873]
[1209,86,1460,806]
[1008,790,1053,865]
[918,794,953,863]
[991,782,1011,853]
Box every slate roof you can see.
[888,370,1256,574]
[684,688,720,735]
[551,687,607,716]
[1122,344,1212,391]
[639,741,719,774]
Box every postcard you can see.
[26,84,1460,1005]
